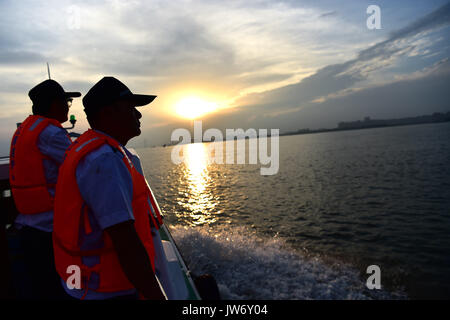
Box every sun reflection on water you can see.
[176,143,217,225]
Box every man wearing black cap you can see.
[9,79,81,299]
[53,77,165,300]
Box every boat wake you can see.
[170,224,407,300]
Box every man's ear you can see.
[49,100,58,112]
[96,106,114,126]
[44,100,57,118]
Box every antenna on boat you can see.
[46,62,78,133]
[47,62,51,79]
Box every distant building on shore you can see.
[337,112,450,130]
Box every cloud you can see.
[319,10,337,18]
[280,60,450,130]
[200,58,450,133]
[0,51,43,65]
[387,2,450,42]
[0,0,371,102]
[232,2,450,115]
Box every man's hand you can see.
[105,220,166,300]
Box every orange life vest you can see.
[53,129,163,294]
[9,115,66,215]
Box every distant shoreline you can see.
[157,111,450,147]
[279,111,450,138]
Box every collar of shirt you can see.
[92,129,134,164]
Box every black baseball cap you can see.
[83,77,157,116]
[28,79,81,105]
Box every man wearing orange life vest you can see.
[9,79,81,298]
[53,77,165,300]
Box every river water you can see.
[137,122,450,299]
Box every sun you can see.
[175,97,219,119]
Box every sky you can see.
[0,0,449,152]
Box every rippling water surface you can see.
[137,122,450,299]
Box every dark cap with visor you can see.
[29,79,81,105]
[82,76,157,117]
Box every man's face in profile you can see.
[50,96,70,123]
[112,100,142,142]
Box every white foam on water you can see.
[169,224,407,300]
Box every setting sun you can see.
[175,97,219,119]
